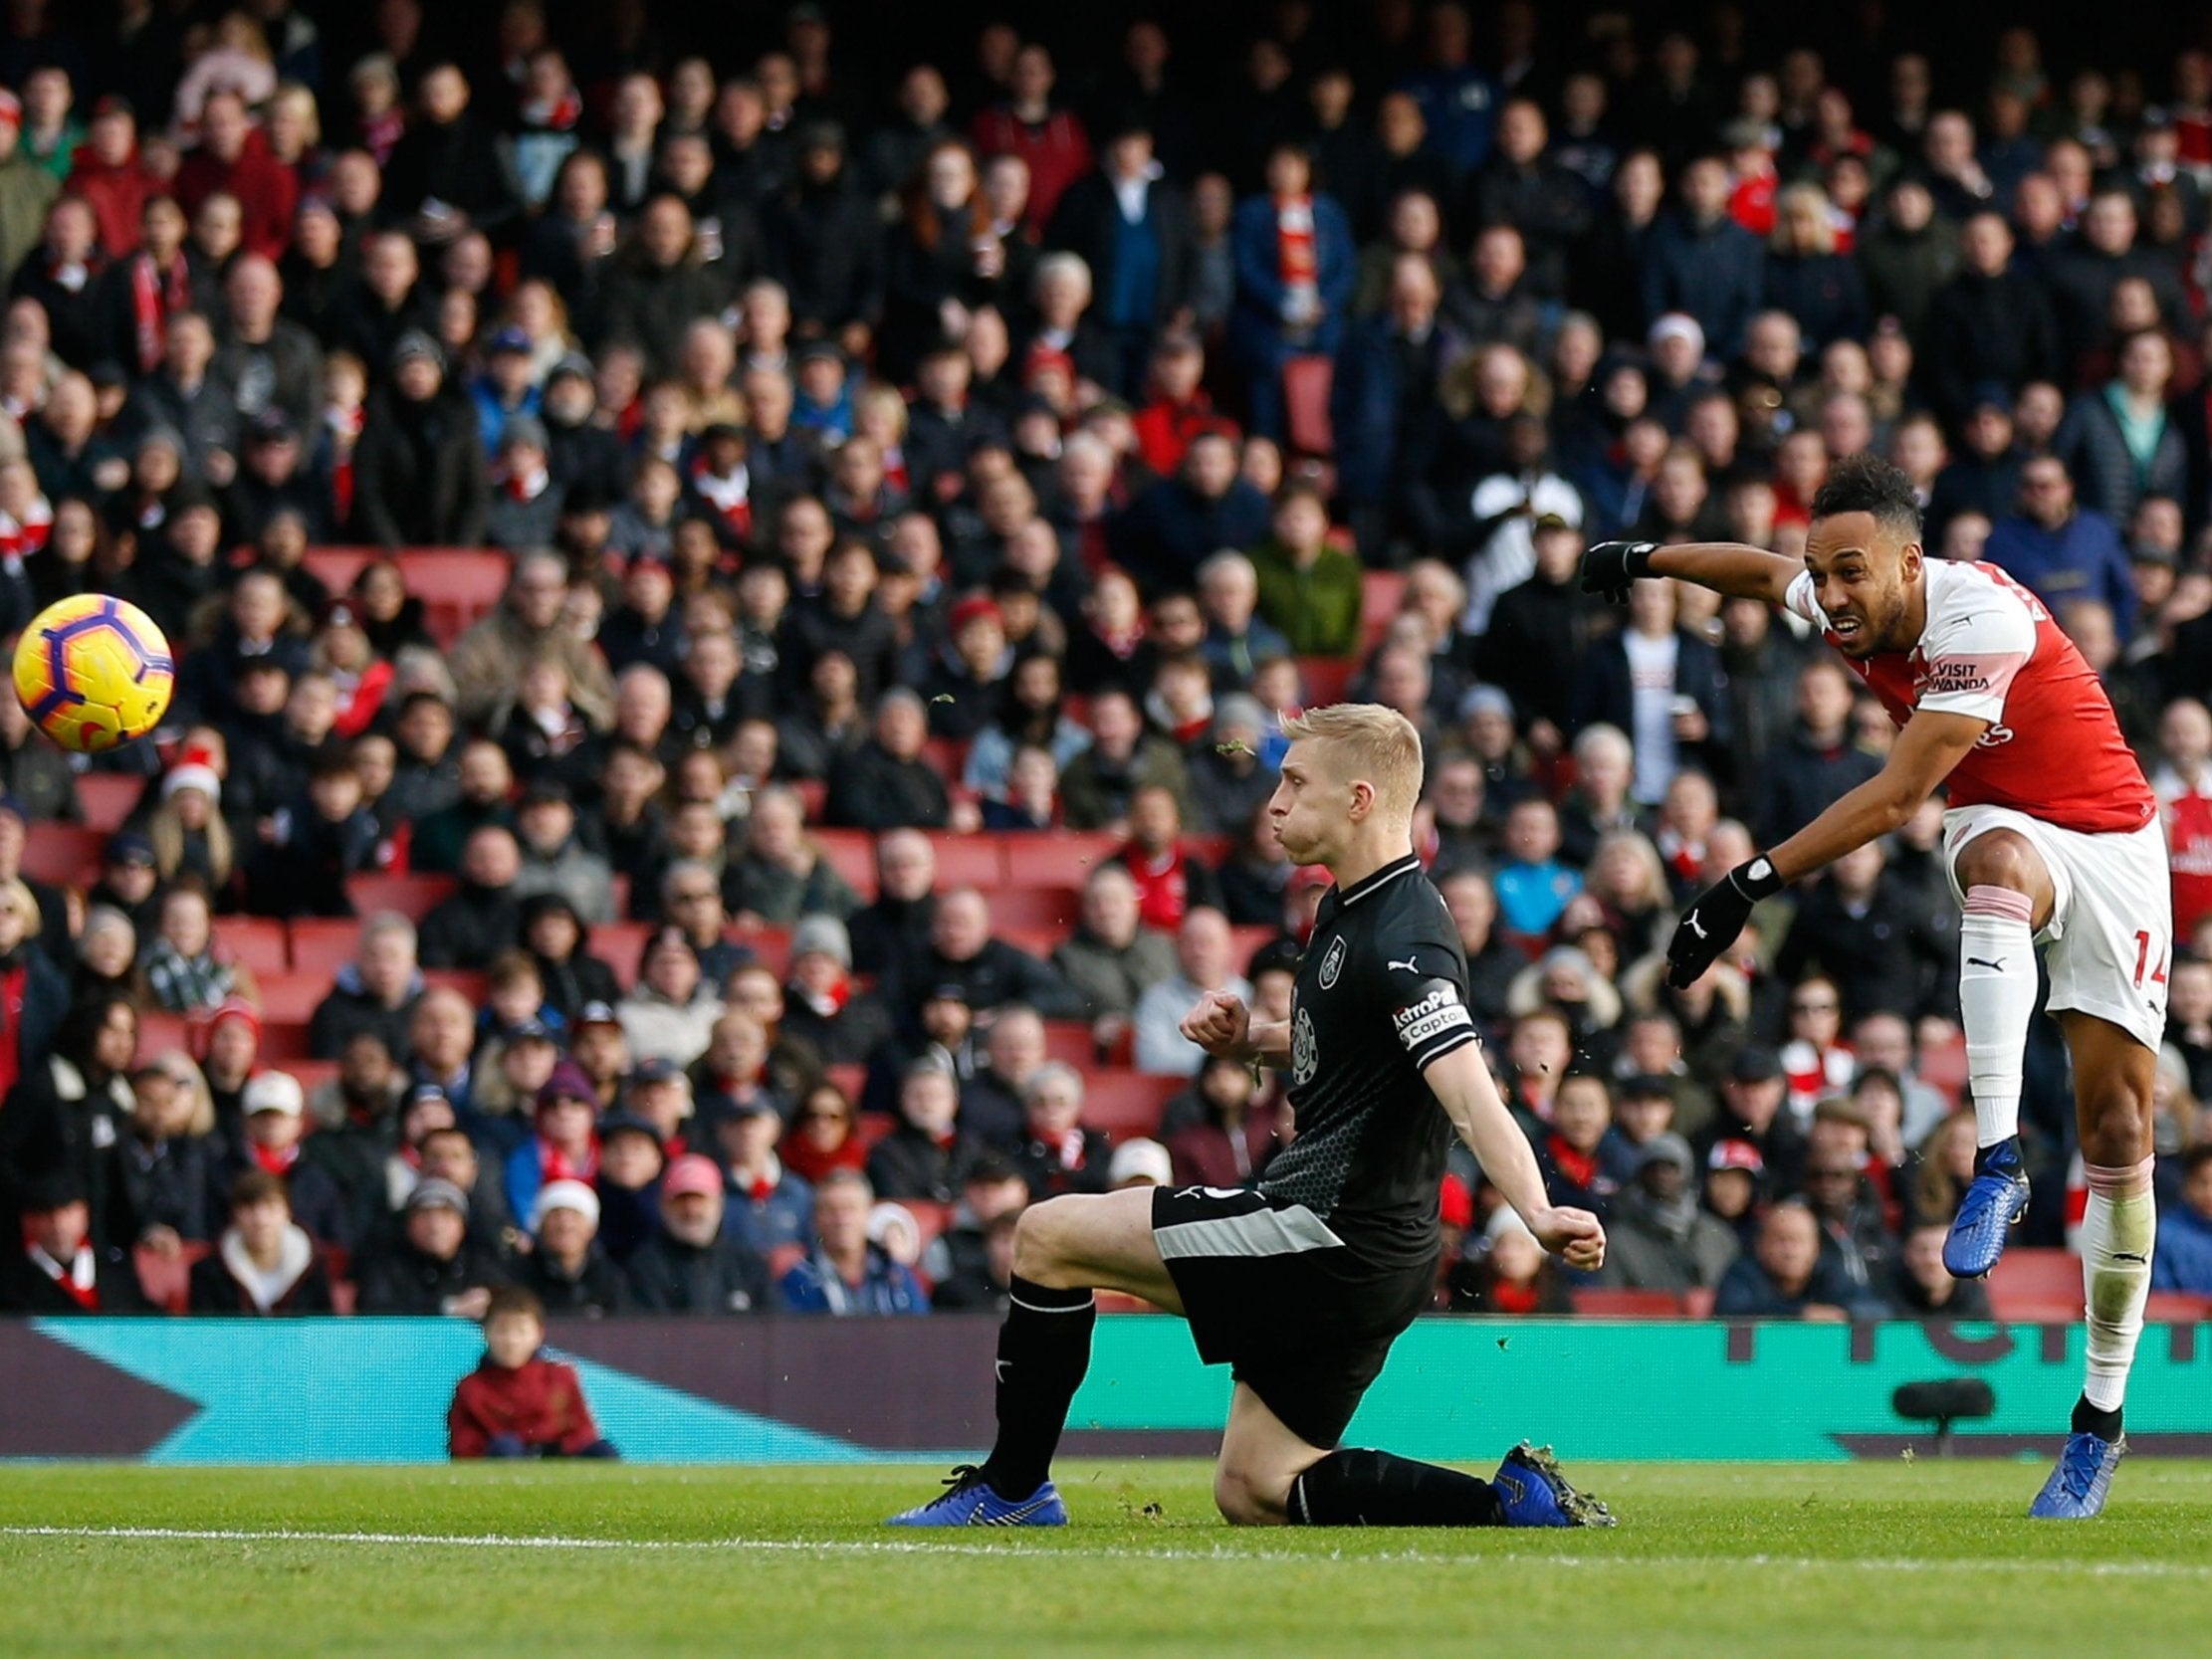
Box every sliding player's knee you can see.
[1213,1460,1290,1527]
[1011,1197,1084,1287]
[1954,832,2039,896]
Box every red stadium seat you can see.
[925,832,1004,887]
[1229,925,1282,973]
[1002,833,1123,888]
[1082,1070,1184,1138]
[137,1011,190,1058]
[1987,1248,2084,1320]
[2144,1292,2211,1323]
[1359,570,1408,652]
[344,873,456,923]
[791,779,828,820]
[259,1022,316,1061]
[252,978,327,1024]
[329,1277,358,1316]
[1682,1288,1716,1318]
[822,1064,867,1105]
[21,823,105,887]
[1094,1290,1169,1314]
[813,829,878,898]
[1574,1289,1685,1318]
[1296,656,1357,705]
[288,920,362,978]
[421,970,488,1005]
[995,928,1065,961]
[75,774,145,834]
[989,886,1082,931]
[587,924,652,981]
[1042,1020,1095,1065]
[920,736,969,779]
[741,927,791,976]
[214,920,290,974]
[304,549,516,648]
[1282,355,1334,458]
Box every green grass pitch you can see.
[4,1460,2211,1658]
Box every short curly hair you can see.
[1810,452,1923,538]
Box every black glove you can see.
[1666,856,1783,988]
[1579,539,1658,603]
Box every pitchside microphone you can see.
[1892,1379,1997,1456]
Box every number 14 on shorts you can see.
[2132,931,2169,989]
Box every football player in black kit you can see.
[889,704,1614,1529]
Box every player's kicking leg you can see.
[1941,829,2050,1278]
[886,1188,1179,1526]
[2031,1010,2157,1520]
[1216,1382,1614,1529]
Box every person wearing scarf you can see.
[188,1168,334,1314]
[1448,1205,1576,1314]
[709,1098,812,1255]
[1225,140,1352,442]
[0,1178,144,1313]
[222,1071,353,1247]
[503,1062,601,1231]
[684,422,754,545]
[111,193,200,375]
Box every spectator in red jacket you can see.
[969,43,1091,233]
[64,97,156,259]
[172,90,298,264]
[448,1286,618,1459]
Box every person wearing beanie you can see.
[354,1175,510,1317]
[1593,1133,1741,1296]
[503,1060,601,1229]
[514,1179,628,1318]
[778,913,890,1066]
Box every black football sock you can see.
[978,1276,1096,1500]
[1289,1448,1506,1527]
[2071,1395,2123,1443]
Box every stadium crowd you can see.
[1,0,2211,1326]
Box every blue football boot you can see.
[1943,1137,2031,1279]
[1491,1443,1616,1528]
[885,1465,1068,1527]
[2029,1432,2124,1520]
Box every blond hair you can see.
[1280,703,1425,821]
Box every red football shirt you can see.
[1785,558,2155,836]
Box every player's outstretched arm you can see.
[1423,1041,1605,1272]
[1179,990,1291,1066]
[1662,708,1987,987]
[1581,538,1800,606]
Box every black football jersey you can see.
[1256,854,1477,1270]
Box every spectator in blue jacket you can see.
[1981,455,2136,642]
[1712,1200,1870,1318]
[1330,253,1461,559]
[778,1168,928,1315]
[2151,1145,2212,1293]
[1393,3,1499,177]
[1640,155,1764,358]
[1226,141,1353,442]
[709,1098,814,1257]
[1106,427,1270,597]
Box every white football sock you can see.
[1958,885,2035,1149]
[2080,1159,2155,1414]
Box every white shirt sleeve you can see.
[1913,575,2037,724]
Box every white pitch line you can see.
[2,1525,2209,1578]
